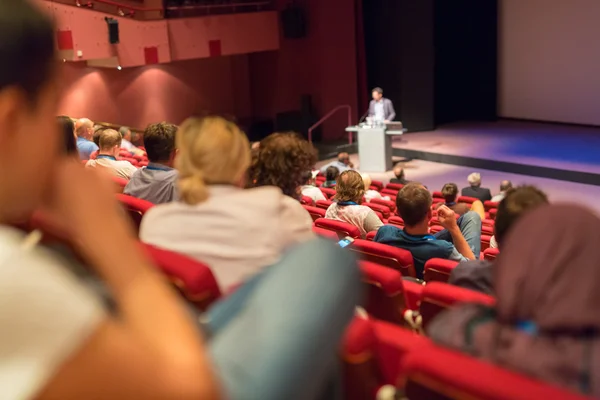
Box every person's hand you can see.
[437,205,458,230]
[348,161,355,168]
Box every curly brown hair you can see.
[248,132,317,198]
[334,170,365,203]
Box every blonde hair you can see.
[335,170,365,203]
[361,173,372,190]
[176,116,250,205]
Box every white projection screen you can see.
[499,0,600,125]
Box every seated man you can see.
[124,122,178,204]
[375,183,481,279]
[436,183,485,219]
[389,164,409,185]
[119,126,145,157]
[85,129,138,179]
[319,152,354,175]
[491,180,513,203]
[461,172,492,202]
[300,170,326,203]
[449,185,548,294]
[75,118,98,160]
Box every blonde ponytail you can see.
[176,116,251,205]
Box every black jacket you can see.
[461,186,492,202]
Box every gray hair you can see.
[467,172,481,186]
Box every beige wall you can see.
[499,0,600,125]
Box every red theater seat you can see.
[420,282,495,330]
[381,188,399,197]
[112,176,128,193]
[388,216,404,228]
[302,205,326,222]
[140,243,221,311]
[319,187,336,199]
[348,239,417,278]
[385,183,404,191]
[403,280,424,310]
[484,200,500,211]
[120,157,139,167]
[366,231,377,241]
[315,199,333,210]
[370,198,396,212]
[314,218,361,239]
[432,191,443,199]
[403,345,591,400]
[481,224,494,235]
[300,195,314,206]
[343,318,431,400]
[371,180,384,191]
[423,258,459,283]
[457,196,478,205]
[481,234,493,250]
[312,226,339,240]
[359,261,409,325]
[483,247,499,261]
[364,202,390,219]
[117,194,154,232]
[489,208,498,220]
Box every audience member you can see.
[437,183,486,219]
[119,126,145,156]
[375,183,481,278]
[57,116,78,158]
[249,132,317,199]
[323,165,340,188]
[85,129,138,179]
[74,118,98,160]
[429,204,600,397]
[141,117,314,290]
[325,170,383,238]
[389,164,409,185]
[124,122,178,204]
[319,152,354,175]
[362,173,390,202]
[491,179,513,203]
[300,170,326,203]
[461,172,492,202]
[0,2,222,398]
[449,185,548,294]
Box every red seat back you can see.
[302,205,326,222]
[371,180,384,191]
[432,191,443,199]
[315,199,333,210]
[483,247,499,261]
[457,196,478,204]
[300,195,314,206]
[481,224,494,235]
[403,345,591,400]
[385,183,404,191]
[420,282,495,330]
[349,239,417,278]
[481,234,493,250]
[112,176,128,193]
[140,243,221,311]
[364,202,391,219]
[482,218,495,228]
[423,258,459,283]
[388,216,404,228]
[120,157,139,167]
[403,280,424,310]
[484,200,499,211]
[117,194,154,233]
[370,198,396,212]
[312,225,339,240]
[314,218,361,239]
[319,187,336,199]
[359,261,408,325]
[381,188,399,197]
[365,231,377,241]
[489,208,498,220]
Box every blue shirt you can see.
[374,225,465,279]
[77,137,99,161]
[319,160,353,175]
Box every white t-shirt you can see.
[325,203,383,239]
[301,185,326,203]
[0,226,103,400]
[140,185,314,290]
[85,157,138,179]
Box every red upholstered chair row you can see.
[300,195,314,206]
[319,187,336,199]
[388,216,404,228]
[370,198,396,212]
[402,345,591,400]
[381,188,399,197]
[302,205,326,222]
[312,225,339,240]
[316,199,333,210]
[360,261,410,325]
[349,239,417,278]
[112,176,128,193]
[140,243,221,311]
[484,200,499,211]
[117,194,154,233]
[457,195,478,204]
[364,202,390,219]
[423,258,459,283]
[484,247,499,261]
[385,183,404,191]
[314,218,361,239]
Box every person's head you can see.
[441,183,459,204]
[249,132,316,198]
[335,170,365,203]
[396,182,433,227]
[393,164,405,180]
[92,125,104,146]
[494,185,548,247]
[119,126,132,142]
[361,173,372,190]
[176,116,250,205]
[75,118,94,140]
[98,129,122,157]
[500,180,513,192]
[325,166,340,182]
[0,0,59,221]
[57,116,77,157]
[143,122,177,166]
[338,152,350,166]
[467,172,481,187]
[372,87,383,101]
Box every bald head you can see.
[99,129,122,156]
[75,118,94,140]
[338,152,350,165]
[119,126,131,141]
[500,180,513,192]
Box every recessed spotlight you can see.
[62,59,66,62]
[117,66,122,70]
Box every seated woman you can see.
[436,182,485,220]
[140,118,313,290]
[362,173,390,202]
[57,116,78,158]
[429,204,600,397]
[322,165,340,188]
[325,170,383,238]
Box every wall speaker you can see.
[105,17,119,44]
[281,6,307,39]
